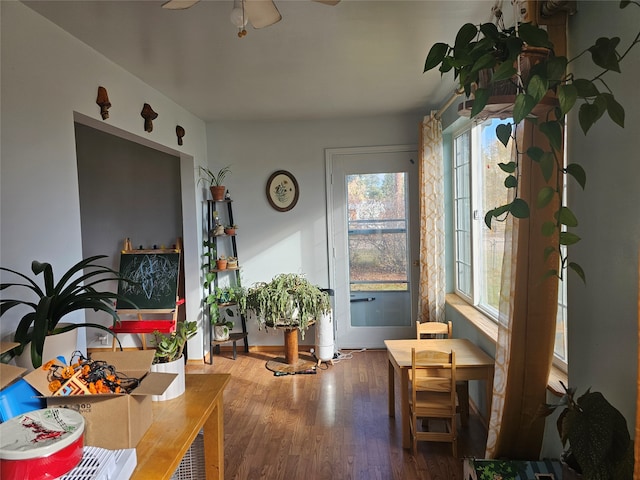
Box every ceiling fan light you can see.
[244,0,282,29]
[230,6,248,28]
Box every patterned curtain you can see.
[418,113,446,324]
[485,119,560,459]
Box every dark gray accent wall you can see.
[75,122,183,272]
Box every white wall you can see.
[0,2,208,359]
[566,0,640,429]
[206,115,422,345]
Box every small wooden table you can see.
[385,338,495,449]
[131,373,230,480]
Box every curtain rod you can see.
[434,89,464,120]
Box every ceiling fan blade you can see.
[161,0,200,10]
[244,0,282,29]
[312,0,340,5]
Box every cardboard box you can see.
[23,350,176,449]
[0,342,24,390]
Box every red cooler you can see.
[0,407,84,480]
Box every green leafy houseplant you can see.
[540,383,633,480]
[197,165,231,188]
[246,273,330,339]
[0,255,134,368]
[151,320,197,364]
[424,1,639,281]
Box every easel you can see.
[110,238,185,350]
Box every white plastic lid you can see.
[0,408,84,460]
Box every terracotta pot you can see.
[224,228,236,235]
[210,185,226,201]
[216,259,227,270]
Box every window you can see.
[453,118,567,370]
[347,173,408,292]
[453,119,510,319]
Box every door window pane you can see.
[347,173,408,292]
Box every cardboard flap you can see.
[132,372,177,396]
[0,363,27,390]
[23,358,66,395]
[91,350,156,377]
[0,341,19,355]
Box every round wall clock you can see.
[266,170,299,212]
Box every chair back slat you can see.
[416,320,452,339]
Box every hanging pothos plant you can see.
[424,1,639,282]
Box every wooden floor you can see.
[186,349,487,480]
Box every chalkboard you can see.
[117,251,180,310]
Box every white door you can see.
[326,145,419,349]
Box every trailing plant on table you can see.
[246,273,330,338]
[424,1,639,281]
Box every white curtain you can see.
[418,113,446,324]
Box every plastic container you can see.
[0,378,46,422]
[0,407,84,480]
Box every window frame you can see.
[451,119,568,372]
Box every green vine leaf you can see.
[518,22,553,48]
[539,121,563,151]
[601,93,625,127]
[540,152,555,182]
[558,84,578,115]
[510,198,530,218]
[454,23,479,50]
[527,146,544,162]
[579,103,601,134]
[537,186,555,208]
[565,163,587,189]
[492,61,518,82]
[544,246,556,261]
[504,175,518,188]
[543,269,559,280]
[569,262,586,283]
[527,75,549,103]
[588,37,622,72]
[498,161,517,173]
[424,42,449,72]
[546,56,568,83]
[573,78,599,98]
[513,93,536,123]
[471,53,498,73]
[560,232,582,246]
[471,88,490,117]
[484,204,510,229]
[496,123,512,147]
[556,206,579,227]
[542,221,556,237]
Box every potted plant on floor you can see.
[198,165,231,201]
[246,273,331,364]
[540,382,633,480]
[0,255,134,369]
[150,320,198,401]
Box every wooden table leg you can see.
[283,328,299,364]
[203,394,225,480]
[388,357,395,418]
[400,368,410,449]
